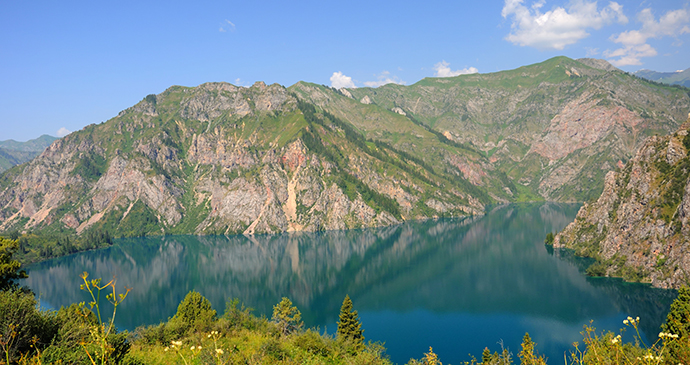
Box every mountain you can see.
[554,116,690,289]
[0,82,486,237]
[0,135,58,173]
[295,56,690,202]
[0,56,689,239]
[635,68,690,88]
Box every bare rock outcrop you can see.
[555,119,690,289]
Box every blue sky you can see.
[1,0,689,141]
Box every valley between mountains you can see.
[1,56,689,287]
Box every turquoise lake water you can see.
[22,203,677,364]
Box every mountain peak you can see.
[575,58,619,72]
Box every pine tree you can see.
[272,297,302,336]
[481,347,493,364]
[518,333,546,365]
[337,295,364,349]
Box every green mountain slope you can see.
[0,135,58,172]
[0,57,688,239]
[325,57,689,202]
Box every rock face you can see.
[0,82,482,237]
[555,118,690,289]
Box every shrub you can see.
[173,291,217,333]
[223,298,260,330]
[260,337,286,360]
[0,289,57,363]
[0,237,27,291]
[294,329,333,358]
[585,261,607,277]
[662,286,690,363]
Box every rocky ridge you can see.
[330,57,689,202]
[554,116,690,289]
[0,81,482,237]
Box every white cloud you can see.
[585,47,599,56]
[56,127,71,137]
[604,44,657,66]
[606,8,690,66]
[363,71,406,87]
[501,0,627,50]
[220,19,235,33]
[234,78,252,87]
[433,61,479,77]
[330,71,356,89]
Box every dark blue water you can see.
[22,203,676,364]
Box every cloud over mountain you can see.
[502,0,627,50]
[605,8,690,66]
[433,61,478,77]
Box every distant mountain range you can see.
[0,56,689,240]
[634,68,690,88]
[0,135,58,173]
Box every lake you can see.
[22,203,677,364]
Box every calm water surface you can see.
[23,203,677,364]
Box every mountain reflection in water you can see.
[23,203,676,364]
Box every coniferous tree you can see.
[518,332,546,365]
[337,295,364,349]
[481,347,493,364]
[662,286,690,363]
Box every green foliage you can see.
[585,261,607,277]
[173,291,217,333]
[0,289,57,363]
[662,286,690,363]
[94,201,161,238]
[482,347,492,364]
[0,237,27,291]
[222,298,263,331]
[136,319,188,346]
[260,337,286,360]
[77,272,132,364]
[72,152,107,182]
[294,329,333,358]
[543,232,554,246]
[337,295,364,350]
[9,229,113,265]
[144,94,157,105]
[271,297,303,336]
[517,333,546,365]
[336,172,402,219]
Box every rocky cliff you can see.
[555,116,690,288]
[0,82,482,237]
